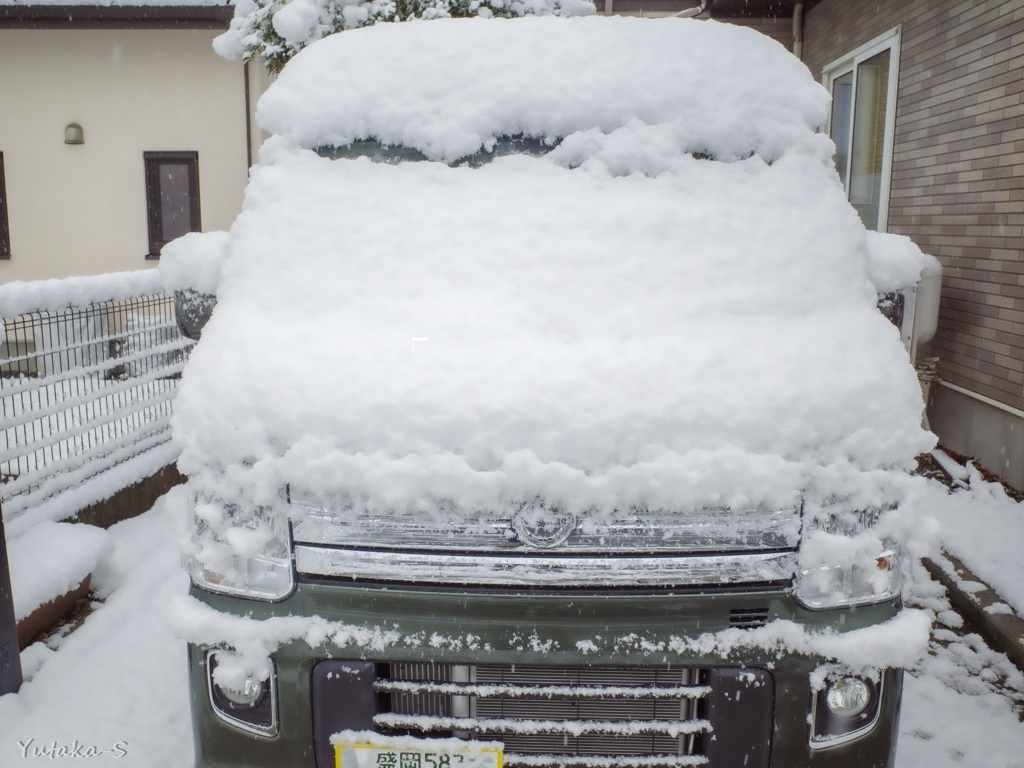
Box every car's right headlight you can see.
[794,507,905,610]
[185,497,294,601]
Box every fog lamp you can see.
[810,672,882,748]
[216,674,266,708]
[207,650,278,736]
[825,677,871,718]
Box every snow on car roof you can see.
[171,16,934,519]
[257,16,834,164]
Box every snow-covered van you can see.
[163,16,941,768]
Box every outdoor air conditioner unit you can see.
[878,256,941,366]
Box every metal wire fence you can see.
[0,294,193,521]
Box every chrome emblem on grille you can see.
[510,503,577,549]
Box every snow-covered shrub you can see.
[214,0,596,74]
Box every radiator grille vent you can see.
[378,663,712,767]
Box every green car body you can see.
[187,578,903,768]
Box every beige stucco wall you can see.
[0,28,250,282]
[247,60,276,165]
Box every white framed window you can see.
[823,27,901,232]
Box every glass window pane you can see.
[829,71,854,190]
[849,49,890,230]
[160,163,193,243]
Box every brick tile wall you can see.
[803,0,1024,410]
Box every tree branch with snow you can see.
[214,0,596,74]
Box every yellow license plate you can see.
[335,741,503,768]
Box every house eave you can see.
[607,0,822,16]
[0,4,234,29]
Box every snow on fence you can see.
[0,274,193,534]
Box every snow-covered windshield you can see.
[256,16,836,166]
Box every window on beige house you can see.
[823,28,901,232]
[0,152,9,259]
[144,151,201,259]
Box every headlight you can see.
[186,497,294,600]
[794,508,905,610]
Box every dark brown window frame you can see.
[0,152,9,259]
[144,151,201,260]
[0,5,232,29]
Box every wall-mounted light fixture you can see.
[64,123,84,145]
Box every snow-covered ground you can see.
[0,469,1022,767]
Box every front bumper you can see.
[187,579,904,768]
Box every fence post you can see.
[0,502,23,695]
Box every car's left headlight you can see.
[185,497,294,601]
[795,508,905,610]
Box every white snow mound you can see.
[159,231,230,295]
[257,16,834,164]
[175,16,934,520]
[9,522,112,621]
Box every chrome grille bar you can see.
[374,714,712,738]
[291,501,800,554]
[375,680,713,700]
[295,545,796,587]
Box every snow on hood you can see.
[173,16,934,519]
[257,16,835,165]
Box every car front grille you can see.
[373,663,740,767]
[312,661,774,768]
[291,501,801,589]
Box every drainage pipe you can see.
[793,2,804,60]
[674,0,708,19]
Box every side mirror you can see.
[175,289,217,341]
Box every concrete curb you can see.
[923,551,1024,673]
